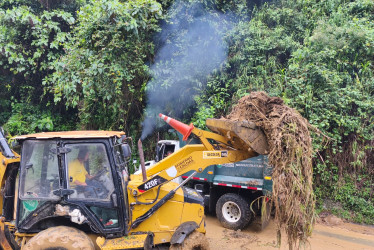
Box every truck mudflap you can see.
[206,119,269,155]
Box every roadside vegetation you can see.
[1,0,373,224]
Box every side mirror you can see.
[121,144,131,158]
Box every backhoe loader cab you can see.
[14,131,131,236]
[0,131,138,248]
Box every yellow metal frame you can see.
[0,152,20,212]
[0,148,20,250]
[122,125,258,247]
[128,126,257,194]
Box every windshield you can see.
[19,140,59,200]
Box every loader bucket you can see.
[206,119,269,155]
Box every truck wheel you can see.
[169,231,209,250]
[23,226,95,250]
[216,193,251,230]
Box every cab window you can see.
[19,140,59,200]
[18,140,59,223]
[65,143,114,201]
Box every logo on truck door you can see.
[203,151,228,159]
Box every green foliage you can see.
[315,174,374,224]
[0,0,80,132]
[193,0,374,223]
[45,0,162,130]
[192,80,231,129]
[0,5,74,74]
[284,3,374,224]
[4,102,52,135]
[287,9,374,142]
[3,100,76,135]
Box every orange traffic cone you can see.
[159,113,194,141]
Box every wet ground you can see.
[205,214,374,250]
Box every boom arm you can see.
[131,114,268,194]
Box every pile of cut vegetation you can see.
[227,91,316,249]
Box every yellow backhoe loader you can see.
[0,114,268,249]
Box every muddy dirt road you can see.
[205,215,374,250]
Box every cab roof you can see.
[14,131,126,140]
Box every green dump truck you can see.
[149,139,273,231]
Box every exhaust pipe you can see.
[137,139,147,182]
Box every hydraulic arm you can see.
[128,114,268,194]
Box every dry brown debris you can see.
[227,91,316,249]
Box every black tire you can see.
[23,226,95,250]
[216,193,251,230]
[169,231,209,250]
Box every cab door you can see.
[63,141,124,235]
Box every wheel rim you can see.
[222,201,241,223]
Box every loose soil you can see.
[205,215,374,250]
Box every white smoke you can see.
[141,1,231,140]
